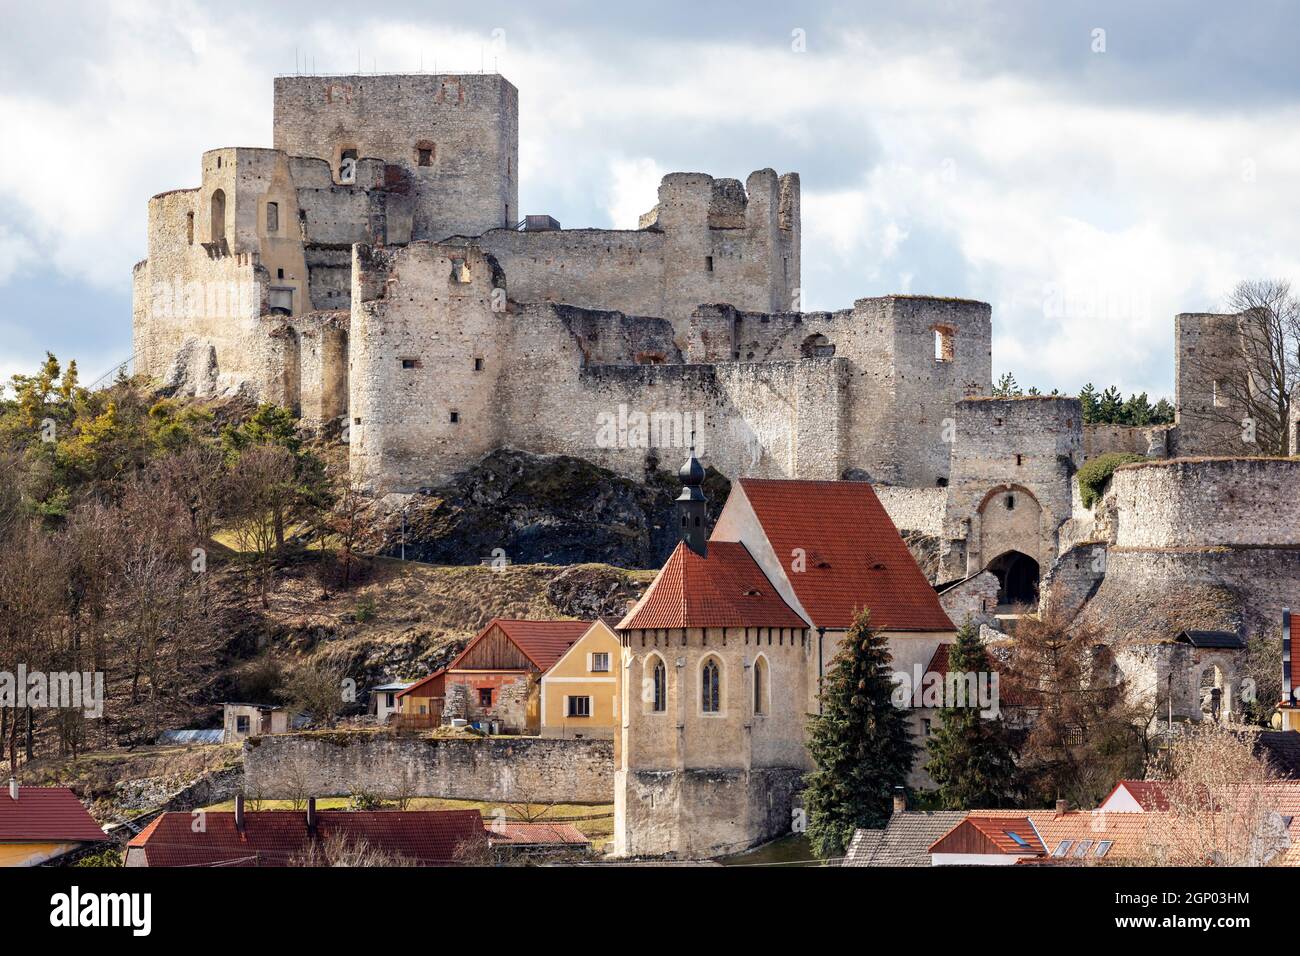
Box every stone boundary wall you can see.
[1113,458,1300,548]
[242,733,614,804]
[874,486,946,536]
[1083,423,1169,461]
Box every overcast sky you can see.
[4,0,1300,399]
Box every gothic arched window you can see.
[651,657,666,713]
[753,655,769,715]
[702,657,721,714]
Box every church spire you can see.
[676,438,708,557]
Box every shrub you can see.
[1077,453,1145,509]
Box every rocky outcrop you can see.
[366,448,730,569]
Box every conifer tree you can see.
[804,608,915,859]
[925,621,1019,809]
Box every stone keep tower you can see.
[273,73,519,242]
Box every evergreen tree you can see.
[1151,398,1175,424]
[805,608,915,859]
[925,621,1019,809]
[992,372,1021,397]
[1097,386,1123,423]
[1078,383,1098,423]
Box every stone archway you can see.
[986,549,1040,609]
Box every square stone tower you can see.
[272,73,518,242]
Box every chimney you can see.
[675,444,708,557]
[234,793,245,832]
[1055,798,1069,815]
[306,797,317,834]
[892,786,907,814]
[8,777,17,801]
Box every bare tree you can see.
[224,444,297,609]
[290,830,418,867]
[279,659,350,728]
[1140,723,1290,866]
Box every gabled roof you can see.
[0,787,106,843]
[618,541,807,630]
[126,809,486,867]
[1100,780,1171,812]
[843,812,967,866]
[487,822,591,847]
[1176,629,1245,650]
[397,668,446,699]
[448,619,594,673]
[735,479,954,632]
[962,816,1046,855]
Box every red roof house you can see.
[443,619,593,733]
[0,784,106,867]
[125,803,486,867]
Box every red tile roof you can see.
[965,815,1046,854]
[1102,780,1172,811]
[618,541,807,630]
[924,641,1026,707]
[126,809,486,867]
[487,822,591,846]
[736,479,954,631]
[448,619,593,673]
[0,787,106,843]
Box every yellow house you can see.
[0,781,106,866]
[540,621,621,739]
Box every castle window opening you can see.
[268,287,293,316]
[936,477,948,487]
[706,256,714,272]
[210,189,226,243]
[416,144,435,167]
[266,201,279,234]
[400,358,421,370]
[1015,454,1023,466]
[277,268,285,279]
[338,148,358,185]
[186,211,194,245]
[451,258,471,283]
[933,325,956,363]
[753,655,768,716]
[701,658,721,714]
[474,357,484,371]
[449,410,460,424]
[1213,379,1228,408]
[801,333,836,358]
[1005,494,1015,510]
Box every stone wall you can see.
[875,486,946,537]
[242,733,613,804]
[1083,423,1169,461]
[273,74,518,242]
[1112,458,1300,549]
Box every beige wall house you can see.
[540,621,621,739]
[222,703,291,743]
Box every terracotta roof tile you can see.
[448,619,593,673]
[488,822,591,846]
[127,809,486,867]
[843,812,967,866]
[737,479,954,631]
[618,542,807,630]
[0,787,106,843]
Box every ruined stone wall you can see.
[273,74,518,242]
[1174,312,1257,456]
[1083,423,1169,461]
[943,396,1083,578]
[874,486,946,537]
[1112,458,1300,549]
[242,732,613,804]
[475,170,799,333]
[938,571,1000,629]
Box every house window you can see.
[752,656,768,715]
[266,201,279,233]
[650,657,666,713]
[235,715,250,734]
[478,688,493,708]
[384,693,396,708]
[567,696,591,718]
[701,657,721,714]
[591,652,610,673]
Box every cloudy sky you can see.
[4,0,1300,399]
